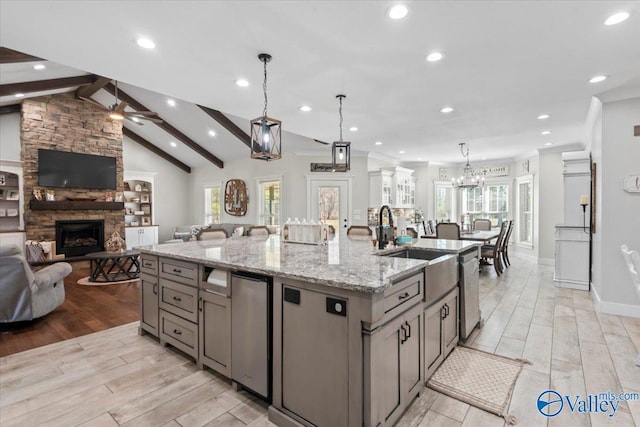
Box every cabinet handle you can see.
[173,296,182,302]
[405,321,411,339]
[199,297,203,312]
[441,306,446,320]
[173,329,182,335]
[152,284,158,295]
[172,268,182,274]
[400,324,407,344]
[398,292,410,300]
[444,303,450,317]
[144,261,152,267]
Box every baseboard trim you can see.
[592,285,640,318]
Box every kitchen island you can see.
[137,235,480,427]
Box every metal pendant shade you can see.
[250,53,282,161]
[452,142,484,189]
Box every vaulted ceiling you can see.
[1,1,639,168]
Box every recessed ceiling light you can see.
[399,150,405,154]
[349,126,358,132]
[544,142,553,146]
[541,130,552,135]
[589,75,607,83]
[235,79,249,87]
[299,105,312,112]
[208,130,216,137]
[375,141,382,145]
[388,4,408,20]
[417,157,422,161]
[426,52,444,62]
[14,93,24,98]
[604,12,630,26]
[167,99,176,107]
[482,157,487,160]
[33,64,45,70]
[170,142,177,147]
[440,106,454,113]
[537,114,550,120]
[136,38,156,49]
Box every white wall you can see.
[122,137,192,242]
[537,152,563,262]
[0,113,21,161]
[585,97,603,298]
[189,140,371,227]
[592,96,640,315]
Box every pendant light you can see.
[250,53,282,161]
[452,142,485,189]
[310,94,351,172]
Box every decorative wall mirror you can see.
[224,179,248,216]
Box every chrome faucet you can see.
[378,205,394,249]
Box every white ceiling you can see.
[1,1,639,168]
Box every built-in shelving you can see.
[124,179,153,227]
[0,168,23,232]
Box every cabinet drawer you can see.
[160,311,197,359]
[383,272,423,318]
[140,255,158,276]
[160,258,198,286]
[159,278,198,322]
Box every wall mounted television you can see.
[38,149,117,190]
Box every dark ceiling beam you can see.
[197,105,252,149]
[122,127,191,174]
[635,125,639,137]
[76,76,111,99]
[0,104,21,115]
[0,75,94,97]
[0,47,43,64]
[104,83,224,169]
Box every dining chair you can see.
[347,225,373,236]
[621,244,640,365]
[197,228,229,240]
[473,218,492,231]
[436,222,461,240]
[501,220,515,267]
[247,226,269,236]
[480,221,508,276]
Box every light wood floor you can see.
[1,258,639,426]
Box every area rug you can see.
[77,276,139,286]
[427,346,529,425]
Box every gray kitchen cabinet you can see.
[139,272,159,337]
[425,287,459,379]
[199,290,231,377]
[368,302,423,427]
[139,254,159,337]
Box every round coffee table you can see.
[86,250,141,283]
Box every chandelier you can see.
[310,94,351,172]
[250,53,282,161]
[452,142,485,189]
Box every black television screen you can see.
[38,149,117,190]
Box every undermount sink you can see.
[379,248,458,306]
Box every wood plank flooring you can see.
[0,261,140,357]
[1,258,639,426]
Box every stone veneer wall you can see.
[21,93,125,242]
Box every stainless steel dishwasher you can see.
[459,249,481,340]
[231,272,272,400]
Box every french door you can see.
[308,178,351,237]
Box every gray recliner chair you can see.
[0,244,71,322]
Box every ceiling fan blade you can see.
[313,139,331,145]
[125,117,144,125]
[114,101,128,113]
[78,96,109,111]
[126,111,159,117]
[127,115,163,123]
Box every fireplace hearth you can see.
[55,220,104,257]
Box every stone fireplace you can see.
[55,220,104,257]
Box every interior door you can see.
[309,179,350,237]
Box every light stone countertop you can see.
[138,235,474,294]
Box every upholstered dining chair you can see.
[347,225,373,236]
[247,226,269,236]
[621,244,640,365]
[480,221,508,276]
[436,222,461,240]
[473,218,492,231]
[0,244,71,322]
[197,228,229,241]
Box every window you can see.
[258,179,281,226]
[434,182,455,222]
[461,183,509,226]
[204,185,221,224]
[516,176,533,247]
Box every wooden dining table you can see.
[421,229,500,243]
